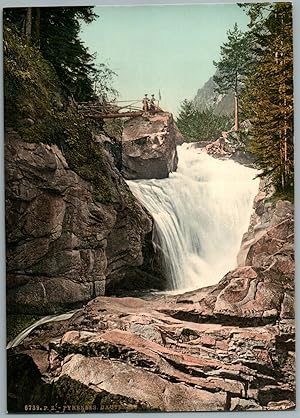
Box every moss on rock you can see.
[6,314,43,344]
[4,24,126,205]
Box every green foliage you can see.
[6,314,43,344]
[213,23,250,130]
[41,7,97,100]
[4,24,114,204]
[4,7,117,102]
[176,99,233,142]
[53,110,113,204]
[176,99,195,140]
[103,118,124,141]
[241,2,293,196]
[38,7,116,102]
[4,24,62,141]
[213,23,249,95]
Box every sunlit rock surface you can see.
[121,112,179,179]
[8,281,295,412]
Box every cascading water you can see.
[127,143,259,293]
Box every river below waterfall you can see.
[128,144,259,293]
[7,144,259,350]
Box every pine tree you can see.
[213,23,249,131]
[39,7,99,101]
[241,2,293,194]
[176,100,197,140]
[3,7,108,102]
[176,100,233,142]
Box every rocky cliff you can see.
[5,130,166,314]
[121,112,179,179]
[6,111,294,412]
[193,76,234,115]
[7,179,295,412]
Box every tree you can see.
[240,2,293,194]
[176,100,197,140]
[213,23,249,131]
[176,100,233,142]
[39,7,99,101]
[4,7,105,102]
[5,7,41,47]
[34,7,40,48]
[25,7,32,43]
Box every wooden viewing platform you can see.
[77,99,162,119]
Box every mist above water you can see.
[128,144,259,293]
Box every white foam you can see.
[128,144,259,291]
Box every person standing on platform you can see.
[149,94,156,112]
[142,94,150,112]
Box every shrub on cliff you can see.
[4,24,62,142]
[3,24,114,204]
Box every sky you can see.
[81,4,250,115]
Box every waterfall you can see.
[127,144,259,293]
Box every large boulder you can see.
[173,122,184,145]
[121,112,178,179]
[5,132,164,314]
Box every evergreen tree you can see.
[39,7,99,101]
[241,2,293,194]
[3,7,110,102]
[213,23,249,131]
[176,100,233,142]
[176,100,197,140]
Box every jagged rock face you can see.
[8,130,296,412]
[8,286,295,412]
[94,133,122,171]
[7,174,295,411]
[237,180,294,273]
[5,132,162,314]
[173,122,184,145]
[193,76,234,115]
[121,112,178,179]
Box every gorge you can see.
[6,113,295,412]
[4,3,295,412]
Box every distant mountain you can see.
[193,76,234,116]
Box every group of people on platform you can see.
[142,94,157,113]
